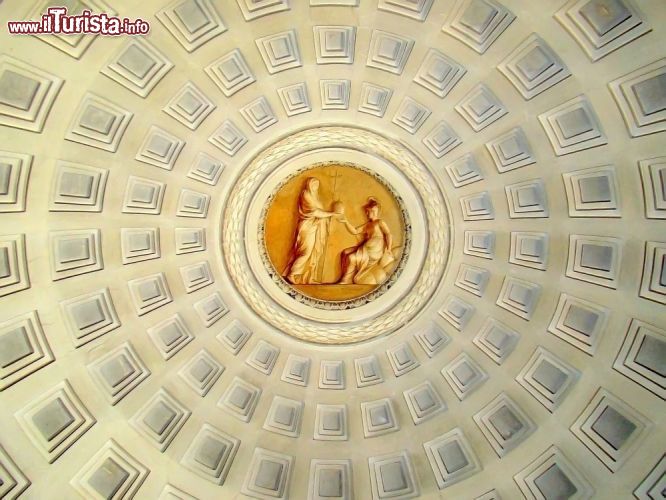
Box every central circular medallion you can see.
[261,162,410,308]
[222,126,452,344]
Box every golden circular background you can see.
[263,163,406,303]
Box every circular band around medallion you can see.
[246,150,424,324]
[222,126,451,344]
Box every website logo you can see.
[7,7,150,36]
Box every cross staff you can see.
[318,168,343,283]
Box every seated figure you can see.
[337,197,395,285]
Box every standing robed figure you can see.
[282,177,338,284]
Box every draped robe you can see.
[283,187,329,284]
[338,220,395,285]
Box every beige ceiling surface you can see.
[0,0,664,498]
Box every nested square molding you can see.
[281,354,310,387]
[378,0,433,21]
[65,93,132,152]
[498,33,571,100]
[209,119,248,156]
[609,58,666,137]
[442,0,516,54]
[442,352,488,399]
[355,355,384,387]
[368,450,419,499]
[60,287,121,347]
[218,376,261,422]
[0,444,30,498]
[127,272,172,315]
[147,314,194,360]
[455,83,507,131]
[634,455,666,499]
[486,127,535,173]
[26,0,114,58]
[121,228,160,265]
[175,228,206,255]
[240,96,278,132]
[514,446,594,499]
[614,319,665,399]
[464,230,495,259]
[423,121,461,159]
[263,395,304,438]
[366,30,414,75]
[570,388,651,472]
[188,153,224,185]
[386,342,420,376]
[194,292,228,327]
[130,388,190,452]
[217,320,252,355]
[246,339,280,375]
[639,156,666,219]
[361,398,399,438]
[403,380,446,424]
[255,30,302,74]
[307,458,352,500]
[0,234,30,297]
[539,95,607,156]
[49,229,103,281]
[205,48,255,97]
[101,38,173,97]
[87,341,150,405]
[414,323,450,358]
[516,346,580,412]
[0,310,54,390]
[135,126,184,171]
[0,151,32,213]
[70,439,149,499]
[314,26,356,64]
[180,423,239,485]
[562,165,621,217]
[548,293,609,355]
[0,55,63,133]
[473,392,536,457]
[278,82,311,116]
[156,0,227,52]
[50,161,108,213]
[473,317,520,365]
[163,81,215,130]
[242,447,293,499]
[178,349,224,397]
[423,428,481,490]
[314,404,348,441]
[414,49,466,98]
[15,380,95,463]
[566,234,622,289]
[122,176,166,215]
[555,0,651,62]
[358,82,393,117]
[319,360,345,389]
[236,0,289,20]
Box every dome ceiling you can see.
[0,0,664,499]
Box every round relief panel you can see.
[222,126,452,344]
[262,162,410,306]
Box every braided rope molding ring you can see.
[222,126,452,344]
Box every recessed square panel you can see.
[157,0,227,52]
[570,388,651,472]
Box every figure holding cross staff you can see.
[282,168,397,287]
[282,176,341,285]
